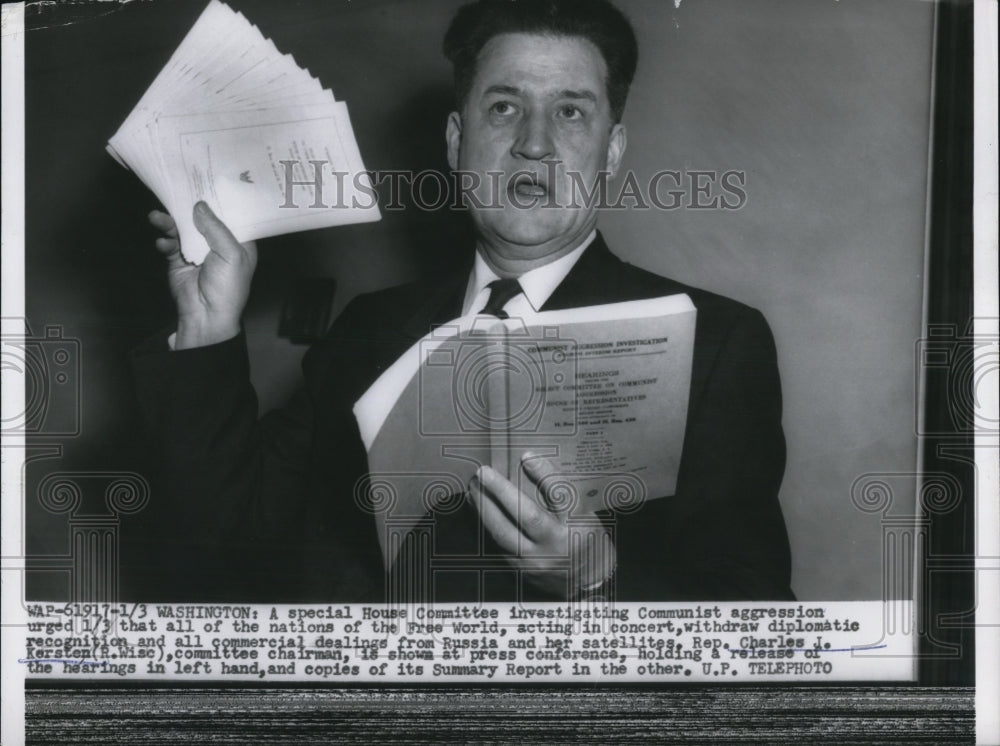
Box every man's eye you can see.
[560,105,583,120]
[490,101,516,116]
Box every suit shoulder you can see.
[333,274,460,332]
[611,255,766,328]
[603,253,777,366]
[341,277,439,315]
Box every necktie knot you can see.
[480,278,522,319]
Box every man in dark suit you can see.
[136,0,794,603]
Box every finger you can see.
[148,210,179,238]
[573,529,616,590]
[477,465,556,543]
[192,201,253,265]
[154,236,189,272]
[520,452,566,516]
[467,474,528,555]
[154,236,180,256]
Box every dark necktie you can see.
[391,277,526,603]
[479,278,522,320]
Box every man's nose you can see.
[511,112,555,160]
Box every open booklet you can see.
[107,0,380,264]
[353,294,698,567]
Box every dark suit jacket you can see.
[131,233,794,602]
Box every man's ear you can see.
[446,111,462,171]
[606,123,627,179]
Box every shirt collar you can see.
[463,230,597,315]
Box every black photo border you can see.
[14,0,982,741]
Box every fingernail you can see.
[194,201,209,216]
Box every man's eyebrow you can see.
[558,89,597,102]
[483,84,521,97]
[480,86,598,103]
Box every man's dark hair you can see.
[443,0,639,124]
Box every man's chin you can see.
[480,220,580,255]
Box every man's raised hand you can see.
[148,201,258,349]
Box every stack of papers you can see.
[107,0,380,264]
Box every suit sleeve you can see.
[128,296,383,600]
[612,307,795,601]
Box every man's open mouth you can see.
[509,173,548,201]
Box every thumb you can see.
[192,201,252,264]
[521,452,568,516]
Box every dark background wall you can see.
[23,0,934,600]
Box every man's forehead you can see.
[471,32,609,98]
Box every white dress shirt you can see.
[460,230,597,319]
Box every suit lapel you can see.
[542,232,687,310]
[541,232,620,311]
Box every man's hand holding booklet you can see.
[354,296,696,567]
